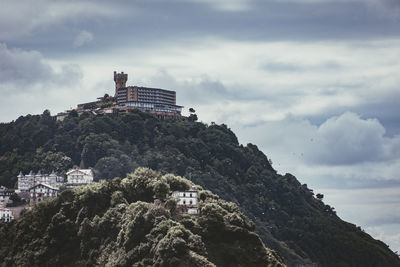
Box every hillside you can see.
[1,110,400,266]
[0,168,284,266]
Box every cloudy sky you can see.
[1,0,400,253]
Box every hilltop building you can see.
[17,171,64,192]
[172,187,200,214]
[56,71,184,120]
[114,71,183,116]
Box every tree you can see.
[69,110,79,118]
[189,108,196,113]
[316,193,324,200]
[42,109,51,117]
[188,114,198,122]
[7,193,25,207]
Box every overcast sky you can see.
[1,0,399,253]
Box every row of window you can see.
[30,193,57,197]
[137,91,175,97]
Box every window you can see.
[183,200,186,204]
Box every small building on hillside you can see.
[17,171,64,192]
[0,186,14,207]
[172,187,200,214]
[55,111,69,121]
[28,183,59,203]
[0,207,14,222]
[66,168,94,187]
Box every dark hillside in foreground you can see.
[1,110,399,266]
[0,168,284,266]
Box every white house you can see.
[28,183,59,203]
[66,168,94,185]
[0,207,14,222]
[172,187,200,214]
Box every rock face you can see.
[0,168,285,267]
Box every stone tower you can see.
[114,71,128,97]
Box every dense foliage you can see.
[0,168,284,266]
[1,110,399,266]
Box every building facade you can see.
[17,171,64,192]
[66,168,94,187]
[114,71,183,116]
[28,183,59,203]
[0,208,14,222]
[0,186,13,207]
[114,71,128,97]
[172,188,200,214]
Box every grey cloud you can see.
[0,43,82,89]
[4,0,400,56]
[185,0,252,11]
[146,70,257,106]
[261,62,301,72]
[261,61,342,73]
[73,30,93,48]
[366,0,400,18]
[0,0,123,41]
[303,174,400,190]
[0,43,52,85]
[360,208,400,227]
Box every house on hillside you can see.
[0,186,14,207]
[172,187,200,214]
[66,168,94,187]
[17,170,64,192]
[0,207,14,222]
[28,183,59,203]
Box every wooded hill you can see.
[0,168,284,266]
[0,110,399,266]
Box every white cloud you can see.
[237,112,400,167]
[366,0,400,19]
[309,112,389,164]
[179,0,252,11]
[73,30,93,48]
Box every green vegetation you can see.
[0,168,284,266]
[0,110,399,266]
